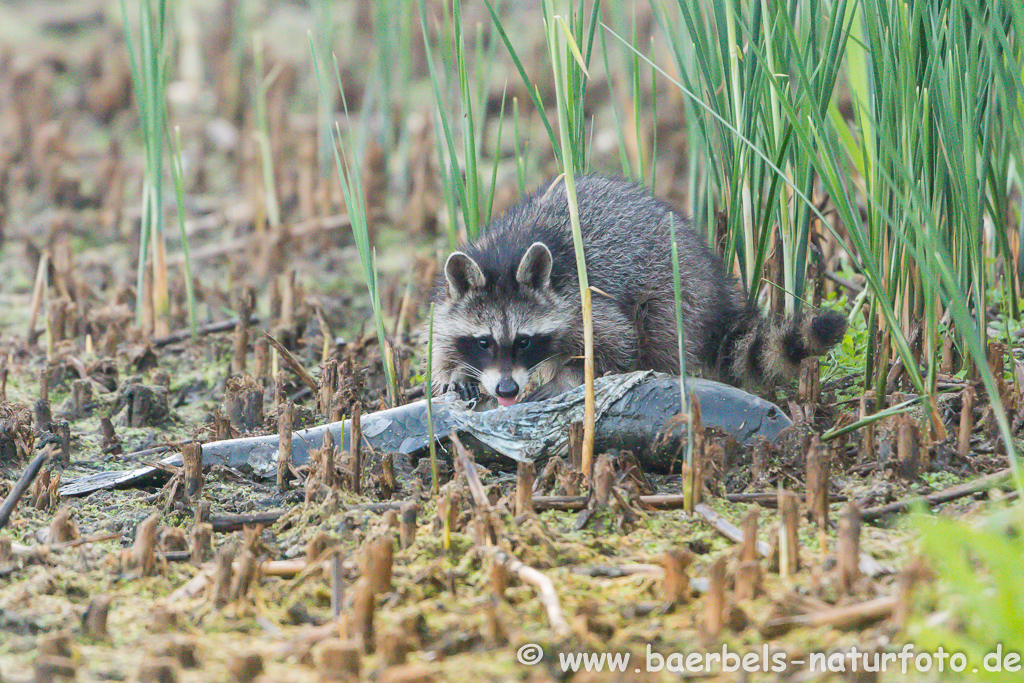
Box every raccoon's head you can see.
[429,242,575,406]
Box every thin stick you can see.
[10,531,124,559]
[0,447,52,530]
[693,503,772,558]
[263,332,319,393]
[479,546,570,637]
[152,316,259,347]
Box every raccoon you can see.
[428,174,846,406]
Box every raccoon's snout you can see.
[479,367,529,407]
[495,377,520,405]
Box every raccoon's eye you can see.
[514,336,532,350]
[477,337,492,350]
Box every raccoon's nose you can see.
[495,378,520,400]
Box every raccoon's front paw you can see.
[447,381,481,403]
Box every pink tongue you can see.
[496,396,516,407]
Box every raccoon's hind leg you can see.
[723,308,847,388]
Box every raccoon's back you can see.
[464,175,727,306]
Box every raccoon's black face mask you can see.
[440,243,567,405]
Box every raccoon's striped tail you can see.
[726,309,847,388]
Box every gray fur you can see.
[427,175,846,401]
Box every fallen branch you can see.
[861,468,1013,522]
[210,511,287,533]
[760,595,897,637]
[62,373,793,497]
[169,564,216,602]
[208,503,404,534]
[168,558,311,602]
[572,563,664,578]
[694,503,772,557]
[725,491,847,507]
[167,213,360,266]
[532,495,588,511]
[823,270,865,295]
[153,316,259,347]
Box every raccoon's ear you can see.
[444,252,486,298]
[516,242,553,291]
